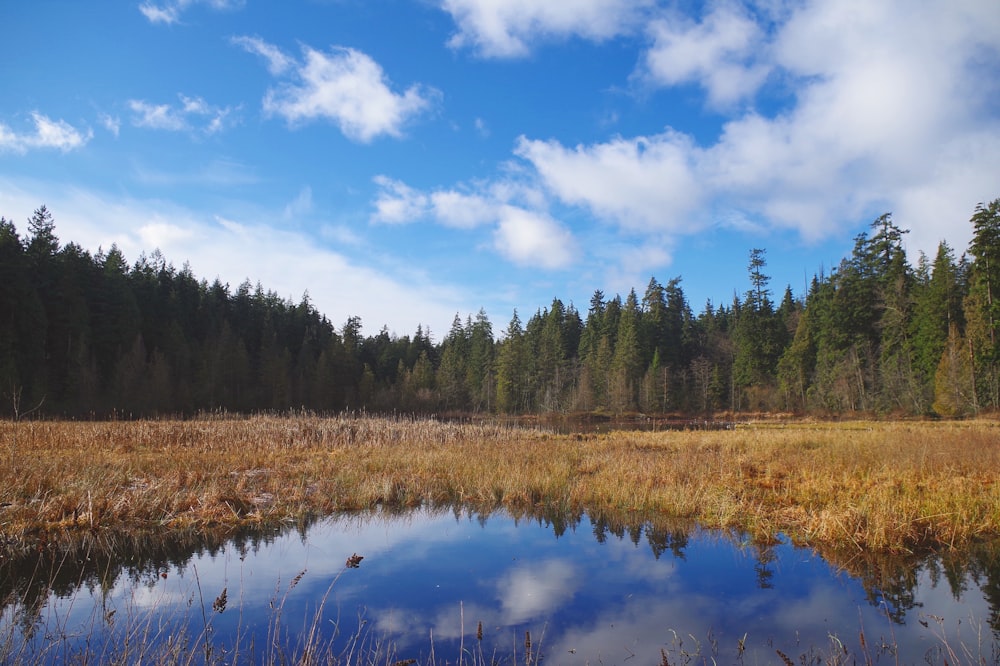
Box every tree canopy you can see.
[1,201,998,418]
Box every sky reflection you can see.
[3,508,999,664]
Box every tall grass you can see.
[0,553,416,665]
[1,415,998,553]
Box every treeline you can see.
[1,200,998,419]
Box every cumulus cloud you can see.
[128,95,237,135]
[372,179,500,230]
[139,0,244,25]
[371,176,430,224]
[515,131,703,233]
[440,0,653,57]
[0,178,464,337]
[642,3,770,107]
[236,38,438,142]
[509,0,1000,258]
[0,113,92,154]
[429,190,497,229]
[494,206,576,269]
[371,175,577,269]
[390,0,1000,291]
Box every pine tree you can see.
[496,311,526,413]
[466,309,495,411]
[965,199,1000,408]
[933,323,975,416]
[436,314,469,410]
[911,242,963,408]
[610,290,641,413]
[731,249,783,409]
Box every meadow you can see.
[1,414,999,555]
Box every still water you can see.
[3,507,1000,664]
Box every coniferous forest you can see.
[1,199,998,419]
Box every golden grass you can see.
[1,415,998,553]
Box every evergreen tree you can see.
[465,309,495,411]
[610,289,642,413]
[436,314,469,410]
[965,199,1000,408]
[0,218,47,414]
[777,301,816,412]
[496,311,526,413]
[933,323,975,416]
[577,290,606,410]
[731,249,784,409]
[911,242,964,408]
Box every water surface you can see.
[3,508,999,664]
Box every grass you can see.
[1,551,418,666]
[1,414,999,554]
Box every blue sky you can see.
[2,1,999,339]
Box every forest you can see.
[1,199,998,419]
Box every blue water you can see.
[4,508,999,664]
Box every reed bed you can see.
[1,415,998,553]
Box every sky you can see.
[2,1,999,340]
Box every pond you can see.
[3,507,999,664]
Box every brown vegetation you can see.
[1,415,998,554]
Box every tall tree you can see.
[911,242,964,407]
[496,311,527,413]
[732,249,784,409]
[0,218,46,414]
[436,314,469,410]
[965,199,1000,408]
[466,309,495,411]
[610,290,642,412]
[868,214,919,411]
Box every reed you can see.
[1,415,998,553]
[0,551,413,666]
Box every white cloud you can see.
[139,0,244,25]
[642,3,770,107]
[128,95,237,135]
[371,175,576,269]
[100,113,121,138]
[137,221,195,248]
[371,176,430,224]
[231,35,296,75]
[507,0,1000,261]
[242,39,437,142]
[129,100,187,132]
[0,178,465,337]
[440,0,653,58]
[494,205,576,269]
[0,113,92,154]
[515,131,703,234]
[372,177,502,229]
[283,186,314,220]
[429,190,496,229]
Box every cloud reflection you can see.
[497,559,579,625]
[9,508,1000,664]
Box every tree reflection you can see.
[0,523,304,636]
[4,505,1000,654]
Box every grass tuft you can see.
[1,415,999,554]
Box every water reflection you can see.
[2,508,999,664]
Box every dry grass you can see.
[1,415,998,553]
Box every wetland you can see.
[2,415,1000,663]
